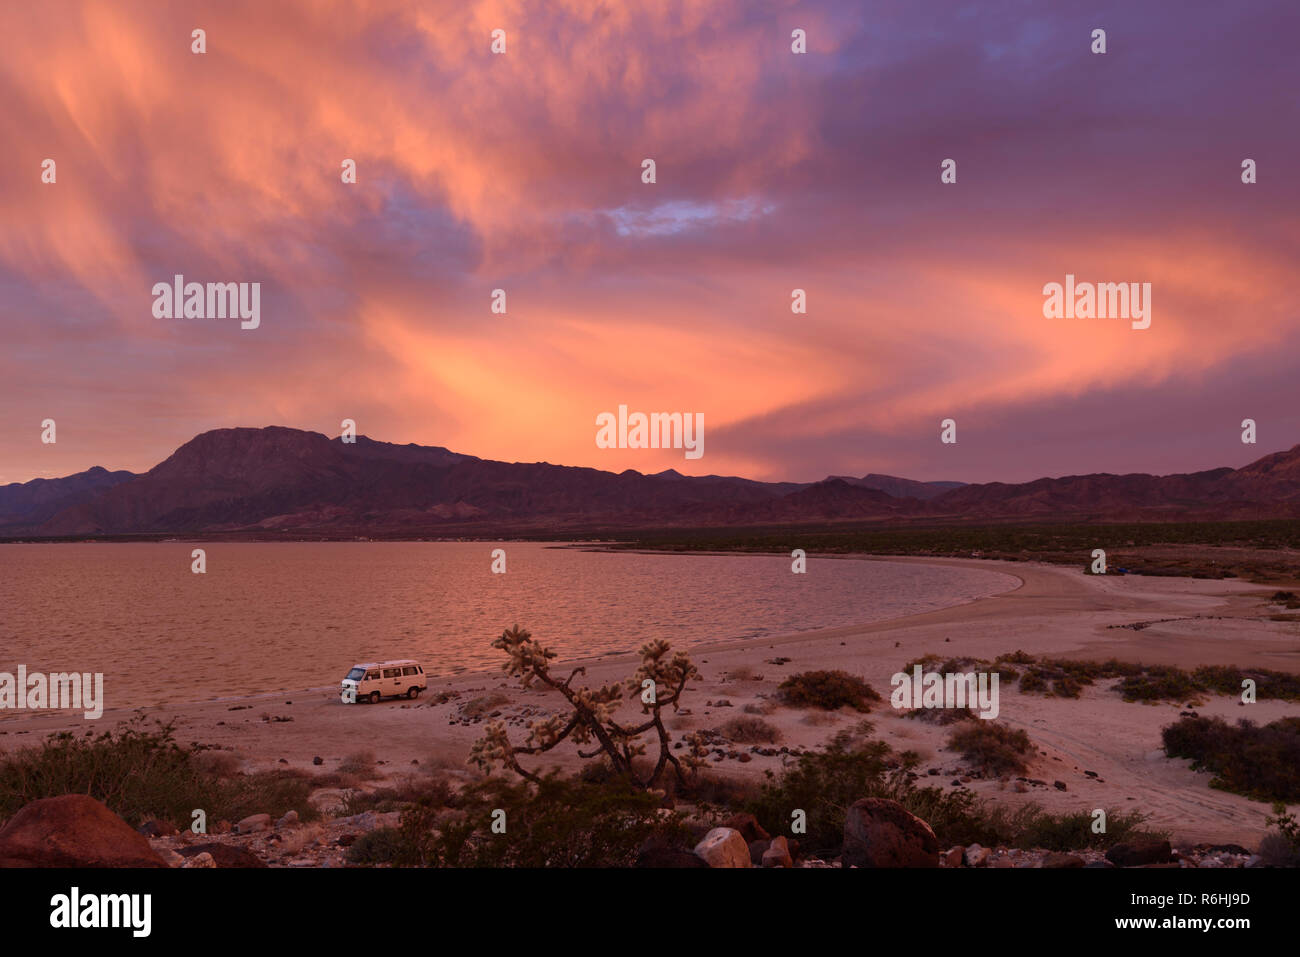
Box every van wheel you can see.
[369,692,381,704]
[407,687,421,700]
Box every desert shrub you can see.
[998,805,1166,851]
[0,718,315,827]
[777,670,880,712]
[1162,715,1300,801]
[1191,665,1300,701]
[996,650,1035,665]
[402,774,687,867]
[742,699,777,715]
[1259,804,1300,866]
[947,722,1033,776]
[904,706,976,725]
[746,737,1004,850]
[718,716,781,744]
[1118,666,1204,703]
[338,750,377,775]
[1019,670,1048,694]
[901,654,943,674]
[347,826,408,865]
[745,738,894,849]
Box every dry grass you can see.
[718,716,781,744]
[338,750,377,776]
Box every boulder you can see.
[182,851,215,868]
[842,798,939,868]
[721,813,769,844]
[276,810,300,828]
[0,795,168,868]
[234,813,271,834]
[1042,852,1085,868]
[943,846,964,868]
[694,827,752,868]
[762,836,793,868]
[748,839,770,866]
[176,843,267,868]
[1106,840,1173,868]
[137,819,177,837]
[964,843,991,867]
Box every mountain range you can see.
[2,426,1298,538]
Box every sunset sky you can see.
[2,0,1297,487]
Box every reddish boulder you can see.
[0,795,168,868]
[842,798,939,868]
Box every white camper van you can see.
[341,660,427,704]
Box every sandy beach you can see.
[4,556,1297,847]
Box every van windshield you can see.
[346,667,365,681]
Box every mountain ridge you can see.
[7,427,1300,536]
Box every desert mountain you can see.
[8,427,1300,537]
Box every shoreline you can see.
[4,557,1298,846]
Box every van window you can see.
[366,671,379,680]
[402,666,417,676]
[383,668,399,678]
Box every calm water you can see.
[0,542,1017,710]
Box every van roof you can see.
[350,659,422,669]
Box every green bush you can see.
[777,670,880,712]
[947,722,1034,776]
[0,718,316,828]
[1162,715,1300,802]
[395,773,688,867]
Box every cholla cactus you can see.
[468,625,699,789]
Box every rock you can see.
[748,839,770,866]
[762,836,793,868]
[137,819,177,837]
[277,810,300,828]
[841,798,939,868]
[1042,852,1085,868]
[1053,781,1067,791]
[721,813,770,844]
[234,813,271,834]
[964,843,991,867]
[312,756,324,766]
[1106,840,1174,868]
[0,795,168,868]
[694,827,751,868]
[160,849,187,867]
[182,851,215,868]
[943,846,964,868]
[1245,855,1263,868]
[177,843,267,868]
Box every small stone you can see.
[234,813,271,834]
[182,851,215,868]
[762,836,793,868]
